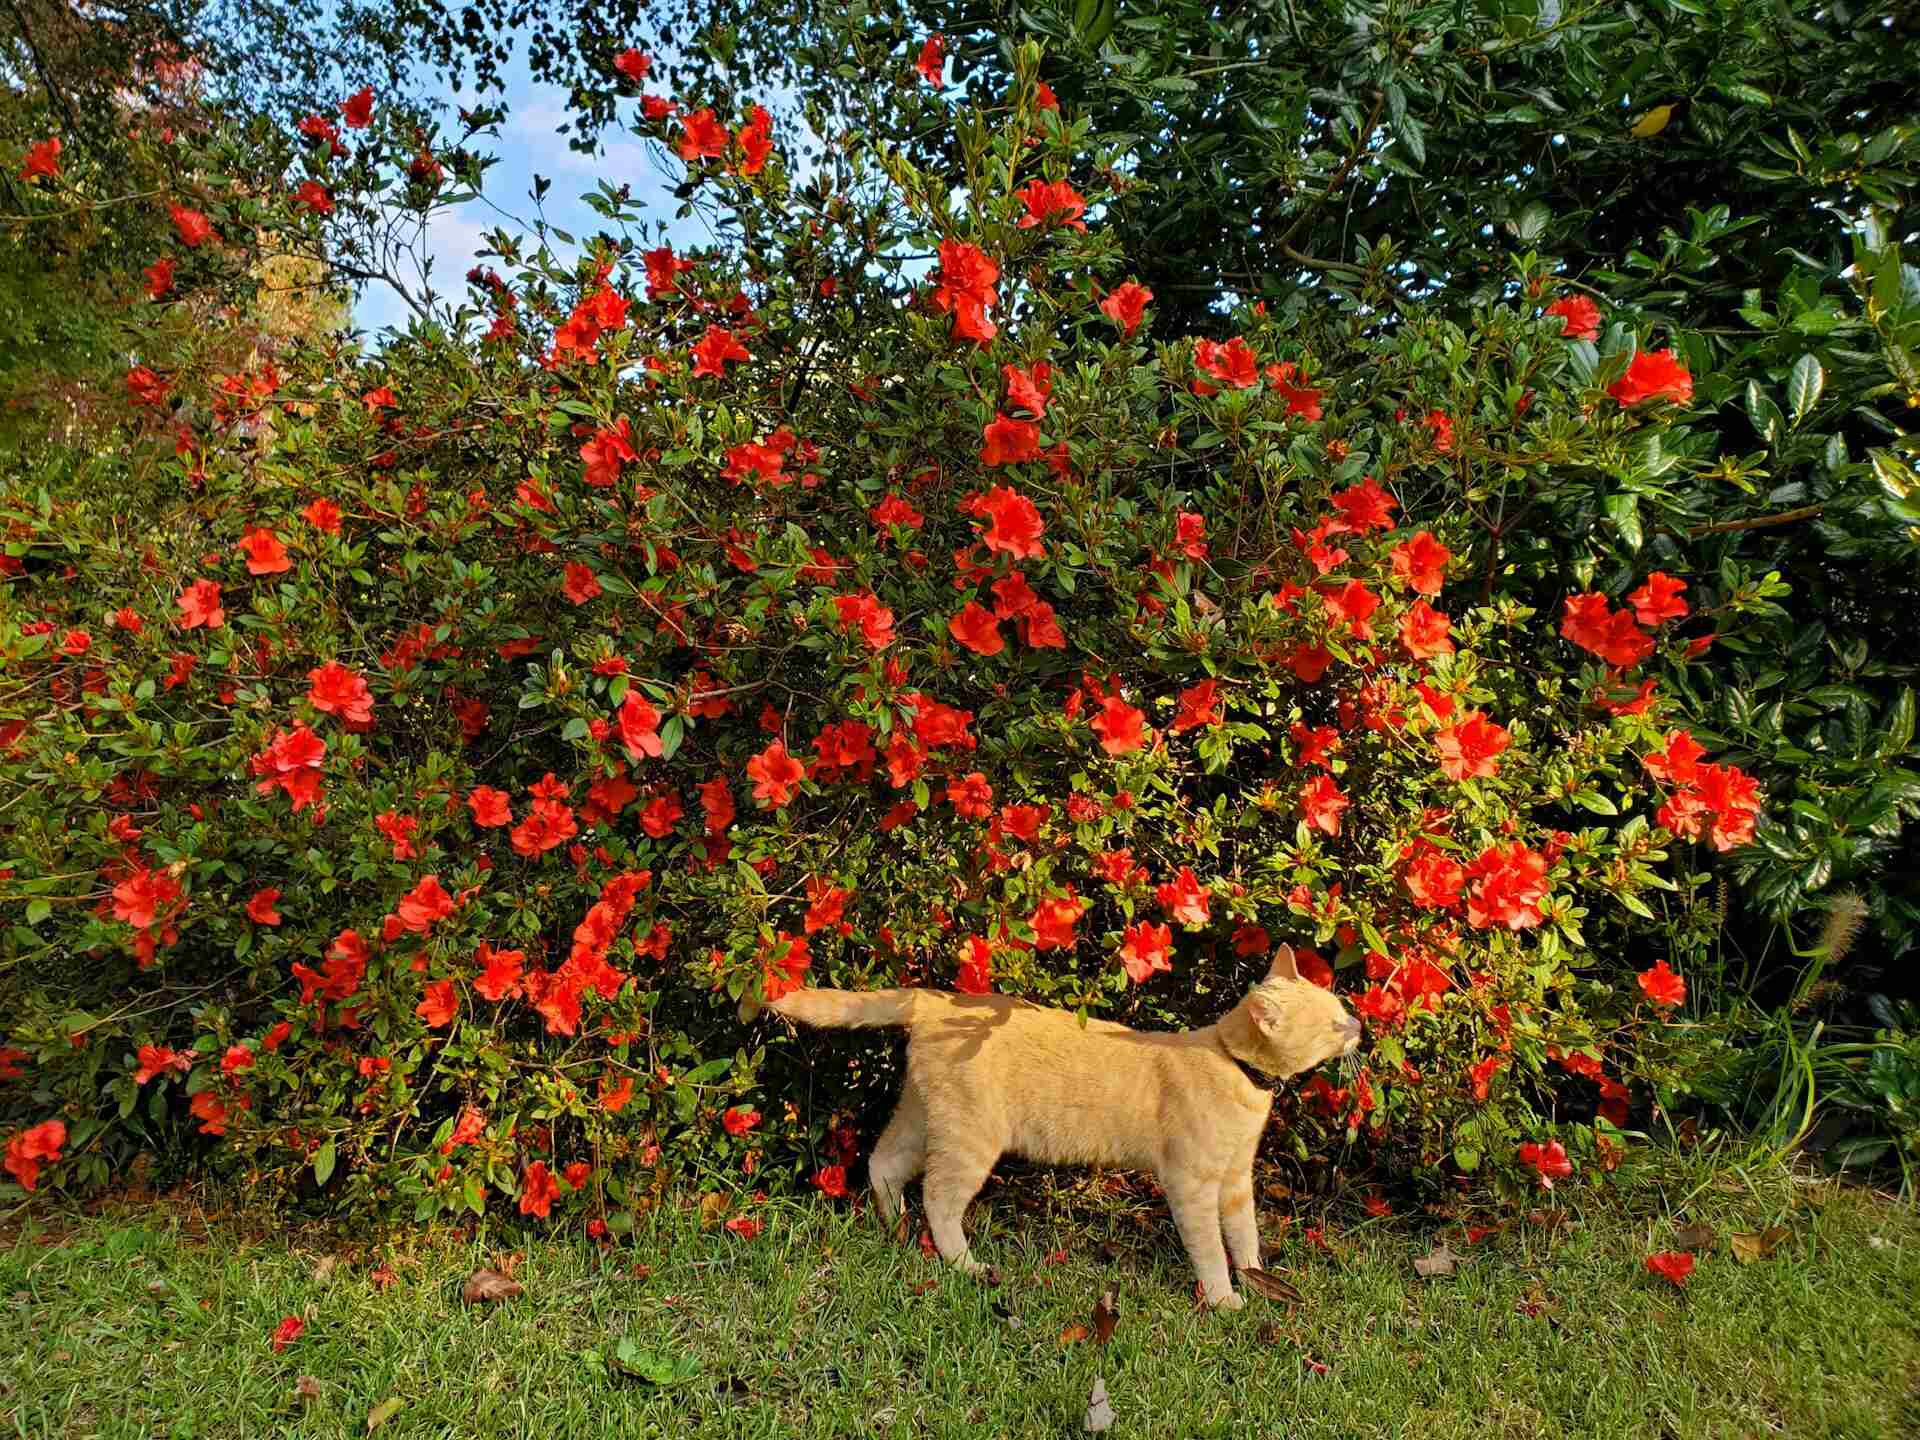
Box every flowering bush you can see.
[0,48,1761,1219]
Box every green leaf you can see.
[313,1140,336,1186]
[1514,201,1551,242]
[1885,688,1916,757]
[1604,492,1643,551]
[1786,354,1824,424]
[1870,450,1915,501]
[24,898,50,926]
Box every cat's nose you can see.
[1340,1016,1363,1053]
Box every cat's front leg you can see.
[1221,1170,1261,1273]
[1166,1176,1240,1310]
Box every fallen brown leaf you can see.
[1091,1288,1119,1346]
[368,1264,397,1291]
[460,1268,524,1304]
[1059,1323,1090,1346]
[293,1375,323,1405]
[1672,1222,1716,1253]
[1413,1242,1464,1279]
[698,1192,728,1230]
[312,1256,340,1285]
[1239,1268,1304,1305]
[366,1396,403,1432]
[1730,1226,1791,1264]
[1255,1321,1285,1346]
[1083,1375,1115,1433]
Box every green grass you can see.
[3,1159,1917,1439]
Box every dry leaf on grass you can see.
[366,1396,404,1432]
[1239,1268,1304,1305]
[1059,1323,1090,1346]
[1083,1376,1115,1433]
[460,1268,524,1304]
[312,1256,340,1285]
[1730,1226,1791,1263]
[368,1264,397,1291]
[698,1192,728,1230]
[1091,1288,1119,1346]
[293,1375,323,1405]
[1672,1222,1716,1253]
[1413,1242,1464,1278]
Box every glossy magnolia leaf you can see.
[1604,492,1644,551]
[1870,450,1915,502]
[1786,353,1824,423]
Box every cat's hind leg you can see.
[866,1084,927,1223]
[1220,1167,1261,1273]
[921,1140,996,1277]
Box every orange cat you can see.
[765,946,1361,1309]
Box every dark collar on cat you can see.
[1221,1047,1276,1091]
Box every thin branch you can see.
[1687,504,1825,537]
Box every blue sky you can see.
[352,54,720,333]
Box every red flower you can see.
[1090,695,1148,756]
[519,1160,559,1217]
[1155,867,1211,927]
[1015,178,1087,232]
[1329,476,1397,534]
[870,493,925,530]
[246,888,283,925]
[613,48,652,82]
[746,739,806,808]
[1627,571,1689,625]
[1544,295,1601,342]
[690,325,751,377]
[562,562,602,605]
[1609,349,1693,406]
[144,257,175,300]
[980,414,1041,466]
[1300,774,1349,835]
[725,1214,765,1239]
[1264,361,1323,420]
[1645,1251,1695,1287]
[170,203,213,247]
[931,239,999,345]
[915,33,945,86]
[340,85,375,128]
[1463,843,1549,931]
[1194,336,1258,389]
[1560,594,1654,669]
[307,661,373,724]
[271,1315,306,1352]
[1390,532,1452,595]
[1002,362,1051,418]
[948,601,1005,656]
[1118,921,1173,983]
[394,874,455,933]
[303,497,342,532]
[416,979,458,1028]
[1468,1053,1505,1102]
[722,1105,761,1136]
[177,578,225,629]
[1172,679,1223,732]
[474,944,525,1001]
[3,1119,66,1191]
[1434,711,1512,781]
[1516,1139,1572,1188]
[20,136,60,182]
[956,935,995,993]
[639,793,683,838]
[1637,959,1686,1007]
[674,107,731,162]
[292,180,333,214]
[126,365,170,407]
[1100,281,1152,336]
[814,1164,850,1199]
[1403,844,1464,910]
[980,486,1045,559]
[467,786,511,826]
[617,693,664,761]
[1424,410,1456,452]
[946,771,994,819]
[1030,892,1085,950]
[135,1044,192,1085]
[1400,599,1454,658]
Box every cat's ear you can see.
[1246,995,1280,1033]
[1266,944,1299,982]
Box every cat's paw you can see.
[1209,1290,1246,1312]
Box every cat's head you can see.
[1239,945,1364,1079]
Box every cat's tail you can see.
[766,987,922,1030]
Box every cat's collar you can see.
[1224,1050,1276,1091]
